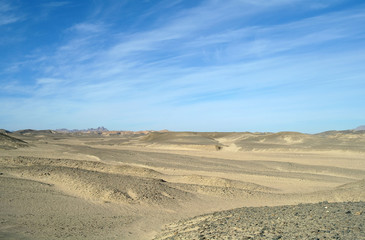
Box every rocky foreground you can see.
[154,201,365,240]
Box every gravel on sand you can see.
[154,201,365,240]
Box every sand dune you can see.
[142,132,224,151]
[140,131,365,152]
[1,130,365,239]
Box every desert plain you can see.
[1,129,365,239]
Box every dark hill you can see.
[0,133,28,150]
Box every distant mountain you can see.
[85,126,109,132]
[56,126,109,133]
[354,125,365,131]
[13,129,56,135]
[54,127,170,135]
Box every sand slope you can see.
[154,201,365,240]
[0,133,28,150]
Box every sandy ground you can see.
[1,130,365,239]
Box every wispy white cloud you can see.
[41,1,70,8]
[0,0,23,26]
[1,0,365,131]
[6,2,365,96]
[67,22,106,34]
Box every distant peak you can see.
[354,125,365,131]
[56,127,109,133]
[90,126,109,132]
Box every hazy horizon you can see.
[3,125,365,134]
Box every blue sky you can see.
[0,0,364,132]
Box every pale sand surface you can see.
[1,130,365,239]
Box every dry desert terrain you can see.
[1,129,365,239]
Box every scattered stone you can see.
[154,202,365,240]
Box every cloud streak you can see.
[0,0,23,26]
[1,0,365,131]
